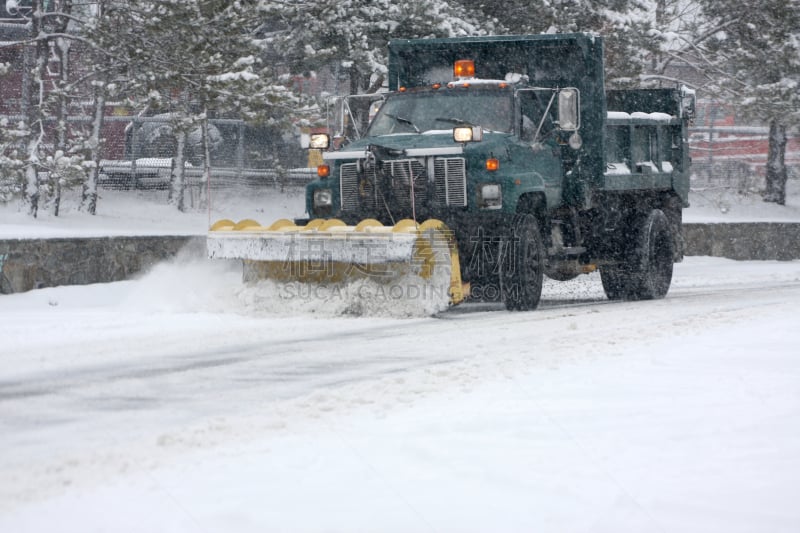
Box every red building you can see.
[689,100,800,186]
[0,4,29,116]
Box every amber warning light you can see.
[454,59,475,78]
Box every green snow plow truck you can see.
[209,33,694,313]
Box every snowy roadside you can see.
[0,187,306,239]
[1,180,800,239]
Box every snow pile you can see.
[123,253,243,314]
[235,266,452,318]
[121,243,452,318]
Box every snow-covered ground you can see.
[0,186,305,239]
[1,180,800,532]
[1,178,799,239]
[1,256,799,533]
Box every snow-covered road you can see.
[1,256,800,532]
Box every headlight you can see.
[478,183,502,209]
[309,133,330,149]
[313,189,333,207]
[453,125,483,143]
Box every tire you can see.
[600,209,674,301]
[599,265,632,300]
[503,214,545,311]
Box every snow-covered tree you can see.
[261,0,489,96]
[4,0,305,214]
[101,0,298,211]
[75,0,117,215]
[0,117,26,203]
[457,0,657,86]
[638,0,707,86]
[691,0,800,204]
[16,0,51,217]
[47,0,77,217]
[4,0,98,216]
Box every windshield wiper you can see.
[384,113,420,133]
[435,116,470,125]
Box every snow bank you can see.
[685,179,800,222]
[234,269,451,318]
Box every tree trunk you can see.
[764,120,788,205]
[23,0,48,218]
[82,78,107,215]
[168,128,187,212]
[200,107,211,208]
[349,65,361,96]
[53,36,71,217]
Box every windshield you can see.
[366,90,513,136]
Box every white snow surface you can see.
[2,180,799,240]
[1,255,800,532]
[1,182,800,532]
[0,187,305,238]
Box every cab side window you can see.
[606,126,629,166]
[519,92,555,142]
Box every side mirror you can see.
[557,88,580,131]
[680,85,696,121]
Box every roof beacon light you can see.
[454,59,475,79]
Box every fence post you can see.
[131,117,140,189]
[707,105,716,183]
[236,120,245,181]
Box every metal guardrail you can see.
[97,162,317,190]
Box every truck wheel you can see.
[503,214,544,311]
[599,266,630,300]
[600,209,674,300]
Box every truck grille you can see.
[340,162,377,210]
[383,159,427,210]
[433,157,467,207]
[340,157,466,211]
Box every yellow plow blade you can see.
[207,218,467,306]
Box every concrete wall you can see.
[682,223,800,261]
[1,224,799,294]
[0,236,205,294]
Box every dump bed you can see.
[605,88,691,204]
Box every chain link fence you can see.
[688,100,800,193]
[2,113,317,194]
[97,115,315,190]
[688,126,770,193]
[5,114,798,199]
